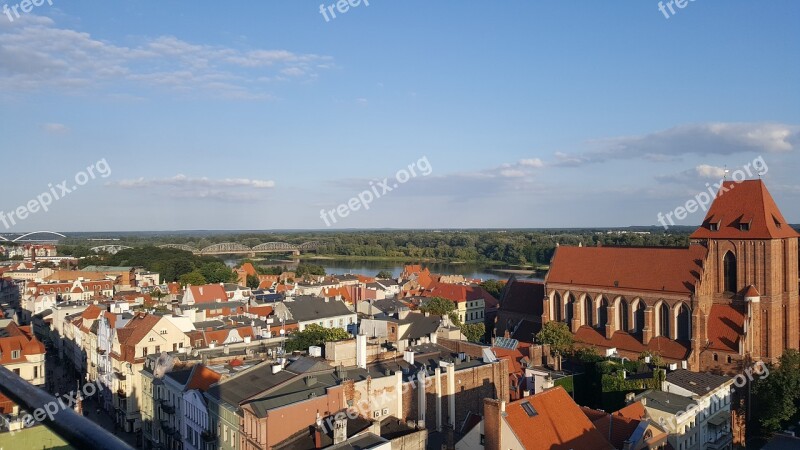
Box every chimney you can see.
[356,334,367,369]
[483,399,503,450]
[333,414,347,444]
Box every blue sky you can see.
[1,1,798,232]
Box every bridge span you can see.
[158,241,322,256]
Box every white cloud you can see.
[42,122,69,134]
[519,158,545,168]
[552,122,800,167]
[0,16,333,100]
[111,174,275,189]
[655,164,727,183]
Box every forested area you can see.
[58,228,692,267]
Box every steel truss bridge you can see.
[158,241,322,256]
[90,245,133,255]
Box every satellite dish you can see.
[154,352,176,378]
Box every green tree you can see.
[461,323,486,343]
[285,324,351,353]
[376,270,394,279]
[535,321,574,361]
[420,297,460,326]
[246,274,260,290]
[179,270,207,286]
[296,263,326,278]
[480,279,505,299]
[200,262,237,284]
[753,350,800,433]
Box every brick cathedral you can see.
[536,179,799,373]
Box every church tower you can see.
[690,180,800,362]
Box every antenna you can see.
[723,166,730,180]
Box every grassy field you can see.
[0,425,75,449]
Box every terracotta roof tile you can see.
[691,180,800,240]
[504,387,614,450]
[575,326,690,361]
[186,365,222,391]
[707,304,745,353]
[548,245,707,295]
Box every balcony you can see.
[0,365,133,449]
[160,399,176,415]
[202,430,217,442]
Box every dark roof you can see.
[763,434,800,450]
[370,297,409,315]
[205,362,296,406]
[396,313,442,340]
[283,296,353,322]
[665,369,731,395]
[638,390,696,415]
[165,368,194,386]
[499,278,544,316]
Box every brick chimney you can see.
[483,398,504,450]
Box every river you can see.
[225,257,544,282]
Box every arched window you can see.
[565,294,574,325]
[598,297,609,329]
[553,293,562,322]
[723,251,737,293]
[676,303,691,340]
[658,303,670,338]
[583,295,593,328]
[632,301,645,334]
[617,299,629,332]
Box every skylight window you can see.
[521,401,538,417]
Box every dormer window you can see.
[709,223,719,231]
[739,223,750,231]
[773,215,783,229]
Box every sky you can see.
[1,0,799,233]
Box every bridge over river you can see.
[158,241,322,256]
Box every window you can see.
[155,346,160,354]
[723,252,737,293]
[143,347,148,356]
[739,223,750,231]
[160,330,167,335]
[710,222,719,231]
[521,401,538,417]
[11,350,20,359]
[34,366,38,378]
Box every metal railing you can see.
[0,365,134,449]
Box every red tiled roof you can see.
[188,284,228,304]
[493,347,525,375]
[0,322,45,364]
[81,304,104,320]
[707,304,745,353]
[186,365,223,391]
[547,245,707,295]
[744,285,760,298]
[504,387,614,450]
[117,313,161,346]
[249,305,274,317]
[592,411,642,449]
[691,180,799,240]
[238,263,258,277]
[423,282,498,306]
[575,326,691,361]
[500,279,545,315]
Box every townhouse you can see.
[110,312,192,432]
[272,296,356,332]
